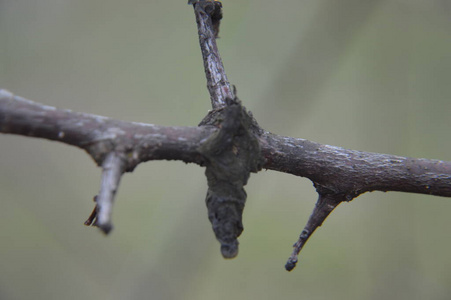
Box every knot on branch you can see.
[199,103,264,258]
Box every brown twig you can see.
[94,152,126,234]
[192,0,235,109]
[285,193,344,271]
[260,132,451,198]
[0,89,215,168]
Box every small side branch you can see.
[84,152,125,233]
[93,152,126,233]
[285,193,344,271]
[2,89,451,255]
[191,1,236,109]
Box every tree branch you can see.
[2,86,450,269]
[83,152,127,234]
[0,89,215,168]
[285,193,343,271]
[0,88,215,231]
[191,0,235,109]
[260,132,451,198]
[259,132,451,271]
[1,1,450,272]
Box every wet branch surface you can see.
[1,1,451,271]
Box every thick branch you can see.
[0,89,214,169]
[3,88,450,249]
[260,131,451,198]
[0,89,216,233]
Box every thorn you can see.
[285,193,344,271]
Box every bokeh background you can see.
[1,0,451,299]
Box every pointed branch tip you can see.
[285,192,344,271]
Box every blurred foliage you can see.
[1,0,451,299]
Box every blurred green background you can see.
[1,0,451,299]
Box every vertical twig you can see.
[192,1,236,109]
[93,152,126,234]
